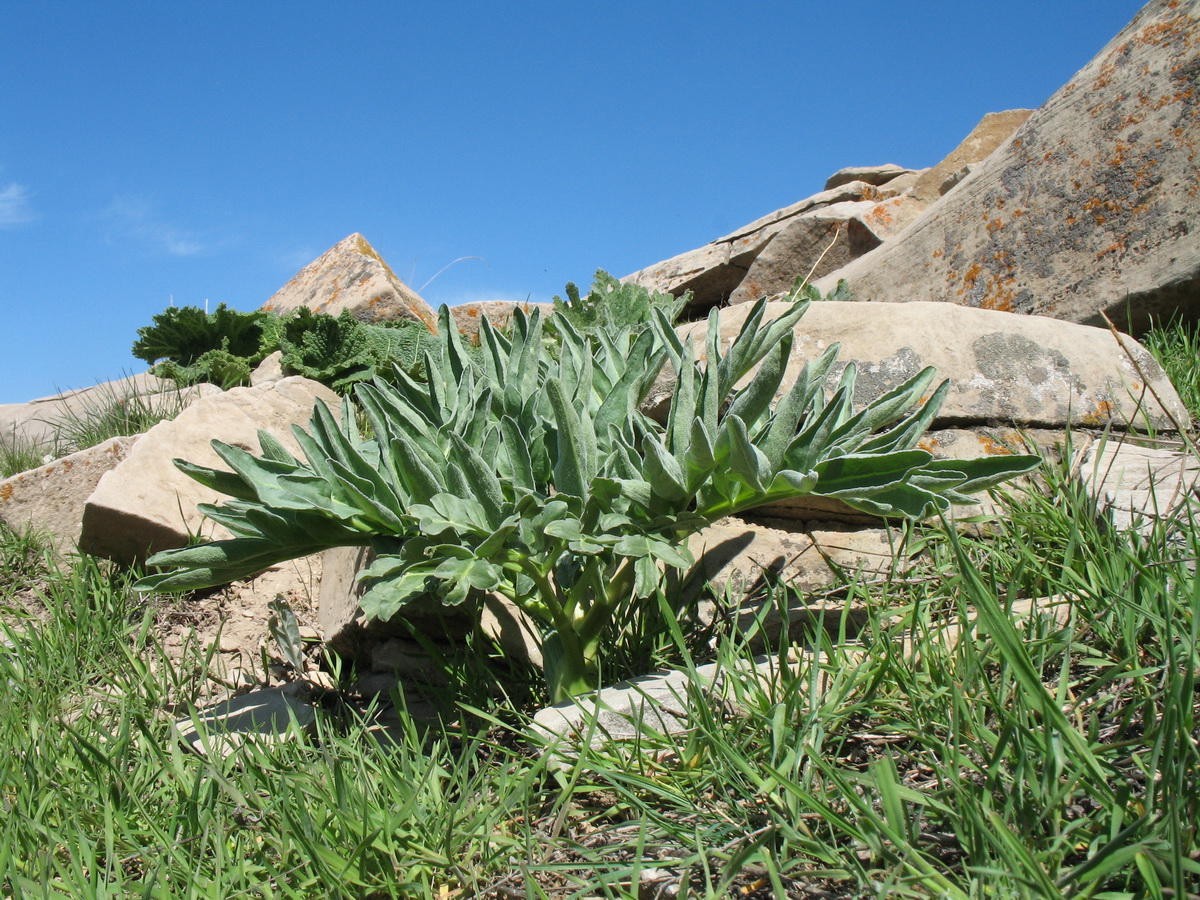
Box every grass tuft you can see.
[1142,315,1200,421]
[1,403,1199,893]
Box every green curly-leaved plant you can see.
[135,288,1039,702]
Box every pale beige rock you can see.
[263,233,438,330]
[671,301,1188,431]
[318,545,539,665]
[249,350,285,386]
[0,437,137,556]
[815,2,1200,330]
[175,686,316,758]
[729,201,882,304]
[80,377,338,563]
[728,113,1031,308]
[0,373,214,451]
[1075,439,1200,533]
[621,182,883,313]
[531,594,1073,753]
[682,518,907,647]
[855,192,930,241]
[908,110,1033,204]
[875,170,927,198]
[449,301,552,343]
[683,518,901,597]
[825,164,917,191]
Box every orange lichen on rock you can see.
[0,483,12,503]
[1079,399,1117,426]
[977,433,1018,456]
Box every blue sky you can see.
[1,1,1145,403]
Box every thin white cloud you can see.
[279,246,320,272]
[0,182,35,227]
[100,195,231,257]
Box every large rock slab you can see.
[728,201,883,304]
[815,1,1200,330]
[908,110,1033,205]
[0,437,138,556]
[684,518,902,599]
[682,518,907,647]
[666,301,1188,431]
[80,377,338,564]
[1075,439,1200,533]
[531,596,1071,754]
[622,181,885,313]
[0,372,205,451]
[262,233,438,330]
[825,164,918,191]
[449,300,552,343]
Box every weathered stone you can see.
[729,202,882,304]
[1075,439,1200,533]
[530,666,697,747]
[317,546,476,659]
[684,517,901,596]
[668,301,1188,431]
[0,437,137,556]
[0,373,211,451]
[449,301,552,343]
[875,169,927,198]
[622,182,884,313]
[854,191,930,241]
[318,545,541,665]
[480,594,543,666]
[825,164,917,191]
[262,233,438,330]
[249,350,285,386]
[175,686,316,758]
[531,595,1072,754]
[682,518,906,646]
[815,2,1200,331]
[908,109,1034,204]
[80,377,338,563]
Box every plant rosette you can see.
[135,281,1039,702]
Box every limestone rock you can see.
[825,164,917,191]
[449,301,552,343]
[728,201,882,304]
[318,545,541,666]
[175,686,316,758]
[622,181,886,313]
[685,520,903,596]
[855,192,931,241]
[531,595,1072,755]
[908,110,1033,204]
[0,437,137,556]
[682,518,906,646]
[668,301,1187,431]
[80,377,338,564]
[726,112,1030,307]
[530,666,698,747]
[875,170,927,198]
[814,1,1200,330]
[1075,440,1200,533]
[249,350,285,386]
[263,233,438,330]
[0,373,212,451]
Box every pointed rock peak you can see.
[262,233,437,331]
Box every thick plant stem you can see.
[542,631,596,704]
